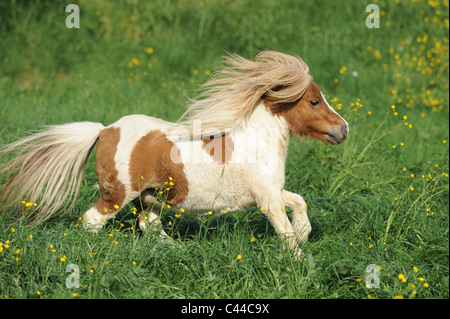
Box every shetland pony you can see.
[0,51,348,259]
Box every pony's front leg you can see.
[258,194,303,260]
[282,190,311,246]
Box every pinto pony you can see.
[0,51,348,259]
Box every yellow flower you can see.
[394,295,404,299]
[208,211,213,215]
[60,255,66,262]
[413,266,418,273]
[193,69,199,75]
[398,273,407,283]
[250,237,256,242]
[114,204,120,209]
[423,283,429,288]
[130,58,139,66]
[236,254,242,260]
[356,278,363,282]
[180,208,185,213]
[11,228,15,232]
[36,291,41,295]
[145,47,154,54]
[132,261,136,266]
[72,292,78,297]
[15,249,20,255]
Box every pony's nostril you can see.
[341,124,349,138]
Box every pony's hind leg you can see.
[83,125,130,232]
[133,191,179,246]
[83,206,108,233]
[83,198,124,233]
[138,207,180,247]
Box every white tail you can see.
[0,122,104,223]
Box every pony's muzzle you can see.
[326,123,349,144]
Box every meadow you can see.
[0,0,448,299]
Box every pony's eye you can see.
[309,99,319,107]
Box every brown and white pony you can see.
[0,51,348,259]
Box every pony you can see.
[0,51,348,259]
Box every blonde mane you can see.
[177,50,312,136]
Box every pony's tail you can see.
[0,122,104,224]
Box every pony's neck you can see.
[231,100,291,173]
[244,99,291,142]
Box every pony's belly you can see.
[173,162,254,216]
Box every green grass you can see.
[0,0,448,299]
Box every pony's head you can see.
[264,80,349,144]
[179,50,348,143]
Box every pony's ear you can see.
[261,85,283,109]
[263,97,298,115]
[263,86,299,115]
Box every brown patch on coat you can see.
[129,130,188,205]
[264,80,346,143]
[202,134,234,164]
[94,127,126,214]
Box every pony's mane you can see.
[177,50,312,136]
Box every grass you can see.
[0,0,448,299]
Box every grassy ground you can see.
[0,0,448,299]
